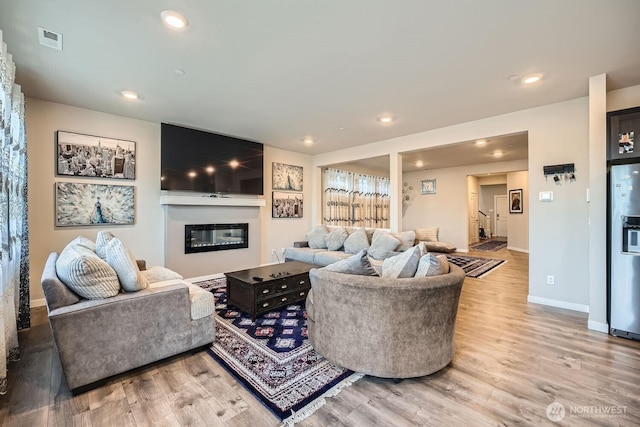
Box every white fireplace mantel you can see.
[160,195,266,207]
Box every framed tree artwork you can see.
[509,188,523,214]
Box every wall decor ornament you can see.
[272,162,303,191]
[56,182,135,226]
[272,191,303,218]
[509,188,523,214]
[56,131,136,179]
[421,179,436,195]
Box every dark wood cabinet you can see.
[225,261,317,320]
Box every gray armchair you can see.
[306,264,465,379]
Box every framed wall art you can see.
[272,162,303,191]
[56,131,136,180]
[55,182,135,226]
[272,191,303,218]
[421,179,436,195]
[509,188,523,214]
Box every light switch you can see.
[539,191,553,202]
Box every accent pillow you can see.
[422,241,456,253]
[105,237,148,292]
[415,253,450,277]
[391,230,417,251]
[55,243,120,299]
[95,230,116,259]
[141,266,184,284]
[416,241,428,256]
[323,249,379,276]
[306,225,329,249]
[368,230,401,260]
[68,236,97,253]
[381,246,421,278]
[344,227,370,254]
[415,227,439,242]
[325,227,348,251]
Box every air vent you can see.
[37,27,63,51]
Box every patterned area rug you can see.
[445,254,507,278]
[469,239,508,252]
[193,277,363,425]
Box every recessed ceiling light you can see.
[522,74,542,85]
[174,69,185,76]
[492,150,504,158]
[415,160,424,168]
[161,10,189,29]
[303,137,314,145]
[205,166,215,174]
[475,139,487,146]
[377,115,395,124]
[229,160,239,168]
[121,90,139,100]
[187,171,197,178]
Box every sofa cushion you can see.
[323,250,379,276]
[415,227,439,242]
[141,266,184,284]
[284,247,326,264]
[105,237,148,292]
[307,225,330,249]
[381,246,421,278]
[95,230,116,259]
[415,254,450,277]
[344,227,370,254]
[325,227,348,251]
[368,230,401,260]
[314,251,351,266]
[148,279,215,320]
[422,241,457,253]
[391,230,417,252]
[56,243,120,299]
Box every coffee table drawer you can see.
[256,283,276,300]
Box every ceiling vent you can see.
[37,27,63,51]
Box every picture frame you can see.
[55,182,135,226]
[56,131,136,180]
[509,188,523,214]
[421,179,436,195]
[272,191,303,218]
[272,162,303,191]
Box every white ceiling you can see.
[1,1,639,155]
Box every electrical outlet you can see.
[547,275,555,285]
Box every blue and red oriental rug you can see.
[193,277,362,425]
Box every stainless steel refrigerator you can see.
[609,162,640,340]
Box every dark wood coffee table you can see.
[224,261,319,320]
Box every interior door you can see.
[469,192,479,244]
[495,195,508,237]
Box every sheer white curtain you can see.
[0,31,29,395]
[322,168,389,228]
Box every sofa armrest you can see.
[293,241,309,248]
[47,283,195,389]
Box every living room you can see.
[2,1,640,425]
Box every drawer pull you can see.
[262,302,270,308]
[281,284,288,289]
[262,289,270,294]
[299,280,305,285]
[299,292,305,296]
[281,297,288,302]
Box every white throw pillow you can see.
[415,227,439,242]
[382,246,421,278]
[56,243,120,299]
[306,225,329,249]
[105,237,148,292]
[325,227,348,251]
[368,230,401,260]
[95,230,116,259]
[344,227,370,254]
[415,253,450,277]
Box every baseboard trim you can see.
[527,295,589,313]
[31,298,46,308]
[457,248,469,253]
[587,320,609,333]
[507,246,529,253]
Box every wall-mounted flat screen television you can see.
[161,123,264,195]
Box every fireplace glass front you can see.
[185,223,248,253]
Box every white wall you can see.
[27,98,164,304]
[479,184,506,214]
[262,147,312,263]
[506,171,529,252]
[401,159,527,251]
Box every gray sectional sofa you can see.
[41,233,215,392]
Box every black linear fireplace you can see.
[185,223,249,253]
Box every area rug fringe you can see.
[280,372,365,426]
[477,259,508,278]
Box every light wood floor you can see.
[2,248,640,426]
